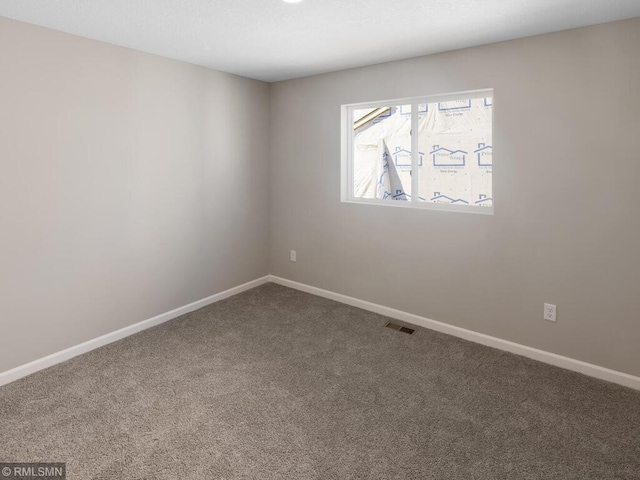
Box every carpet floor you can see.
[1,283,639,479]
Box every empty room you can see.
[1,1,640,478]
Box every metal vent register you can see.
[384,322,415,335]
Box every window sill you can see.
[341,198,494,215]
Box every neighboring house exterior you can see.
[438,99,472,111]
[430,192,469,204]
[400,104,428,115]
[377,144,409,201]
[431,145,467,167]
[474,143,493,167]
[393,146,424,167]
[475,194,493,206]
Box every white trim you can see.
[5,273,638,392]
[0,276,270,387]
[269,275,640,391]
[342,198,494,215]
[344,88,493,109]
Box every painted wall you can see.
[0,18,270,372]
[269,18,640,376]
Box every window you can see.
[341,89,493,214]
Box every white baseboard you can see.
[4,274,639,392]
[269,275,640,391]
[0,276,270,387]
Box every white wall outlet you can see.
[544,303,557,322]
[290,250,296,262]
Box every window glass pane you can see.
[416,97,493,207]
[352,104,412,201]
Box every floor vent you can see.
[384,322,415,335]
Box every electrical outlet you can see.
[544,303,557,322]
[290,250,296,262]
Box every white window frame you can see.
[340,88,494,215]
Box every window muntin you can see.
[342,90,493,214]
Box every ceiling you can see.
[1,0,639,82]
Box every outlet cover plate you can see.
[544,303,557,322]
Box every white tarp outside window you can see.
[351,96,493,209]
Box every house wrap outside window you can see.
[341,90,493,214]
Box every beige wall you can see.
[0,18,270,372]
[269,18,640,376]
[2,16,639,378]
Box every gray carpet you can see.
[1,283,639,479]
